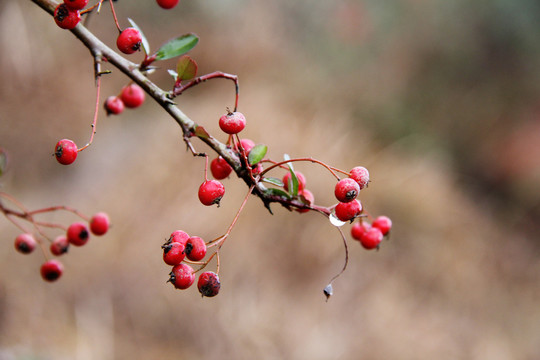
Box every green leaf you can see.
[127,18,150,54]
[284,154,299,196]
[264,188,292,199]
[262,177,284,187]
[155,33,199,61]
[248,144,267,166]
[0,147,7,177]
[176,55,198,81]
[194,125,210,139]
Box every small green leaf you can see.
[264,188,292,199]
[155,33,199,61]
[194,126,210,139]
[248,144,267,166]
[0,147,8,177]
[283,154,299,196]
[176,55,198,81]
[127,18,150,54]
[262,177,284,187]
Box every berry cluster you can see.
[8,199,110,282]
[162,231,220,297]
[351,216,392,250]
[53,0,87,30]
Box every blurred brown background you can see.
[1,0,540,359]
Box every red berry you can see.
[63,0,88,10]
[334,199,362,222]
[67,222,90,246]
[14,233,37,254]
[50,235,70,256]
[162,241,186,266]
[283,171,306,193]
[334,178,360,203]
[40,260,64,282]
[197,271,221,297]
[351,221,371,241]
[120,84,145,108]
[236,138,255,155]
[116,28,142,54]
[359,227,383,250]
[210,156,233,180]
[168,263,195,289]
[198,180,225,206]
[219,111,246,135]
[89,212,110,236]
[54,4,81,30]
[54,139,78,165]
[104,96,125,115]
[250,162,264,175]
[185,236,207,261]
[296,189,314,213]
[156,0,179,9]
[169,230,190,246]
[349,166,370,190]
[372,215,392,236]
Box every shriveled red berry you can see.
[162,241,186,266]
[198,180,225,206]
[168,263,195,289]
[169,230,190,246]
[50,235,69,256]
[14,233,37,254]
[349,166,370,190]
[104,96,125,115]
[334,178,360,203]
[283,171,306,193]
[372,215,392,236]
[89,212,110,236]
[296,189,314,213]
[185,236,207,261]
[120,84,145,108]
[63,0,88,11]
[360,227,383,250]
[116,28,142,54]
[197,271,221,297]
[54,4,81,30]
[335,199,362,222]
[54,139,78,165]
[219,111,246,135]
[156,0,179,9]
[67,222,90,246]
[210,156,233,180]
[40,260,64,282]
[351,221,371,241]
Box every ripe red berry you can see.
[197,271,221,297]
[89,212,110,236]
[169,230,190,246]
[104,96,125,115]
[50,235,70,256]
[14,233,37,254]
[349,166,370,190]
[334,178,360,203]
[210,156,233,180]
[156,0,179,9]
[219,111,246,135]
[120,84,145,108]
[54,139,78,165]
[116,28,142,54]
[198,180,225,206]
[168,263,195,289]
[162,241,186,266]
[63,0,88,10]
[185,236,207,261]
[236,138,255,155]
[359,227,383,250]
[351,221,371,241]
[283,171,306,193]
[67,222,90,246]
[40,259,64,282]
[334,199,362,222]
[372,215,392,236]
[296,189,314,213]
[54,4,81,30]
